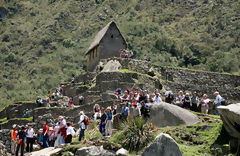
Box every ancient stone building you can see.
[85,21,128,71]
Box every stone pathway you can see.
[25,147,62,156]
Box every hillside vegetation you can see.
[0,0,239,108]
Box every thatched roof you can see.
[85,21,127,55]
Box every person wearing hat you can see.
[99,107,107,136]
[78,111,88,141]
[152,92,162,103]
[57,116,67,145]
[214,91,225,115]
[121,102,130,120]
[26,123,35,152]
[120,90,129,103]
[16,126,27,156]
[105,107,113,136]
[191,92,199,112]
[11,124,18,155]
[132,101,141,118]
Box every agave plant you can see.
[122,117,154,152]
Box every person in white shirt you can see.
[26,123,35,152]
[66,123,75,144]
[78,111,88,141]
[214,92,225,115]
[152,93,162,103]
[200,94,210,114]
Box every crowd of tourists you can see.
[15,85,225,156]
[114,88,226,115]
[10,114,89,156]
[119,49,134,58]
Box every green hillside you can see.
[0,0,239,108]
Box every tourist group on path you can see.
[11,85,225,156]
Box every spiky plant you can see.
[122,117,154,152]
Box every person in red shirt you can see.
[11,124,18,155]
[42,121,49,148]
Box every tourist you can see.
[132,102,141,118]
[42,121,49,148]
[36,96,43,107]
[36,129,43,148]
[182,93,191,109]
[16,126,27,156]
[128,91,134,103]
[68,97,73,108]
[200,94,210,114]
[139,91,147,103]
[214,92,225,115]
[79,95,84,105]
[134,92,139,101]
[47,91,51,99]
[58,116,67,145]
[178,91,185,107]
[174,97,181,106]
[121,102,130,120]
[165,90,174,104]
[46,97,51,107]
[140,101,150,120]
[105,107,113,136]
[66,122,75,144]
[144,90,150,99]
[78,111,88,141]
[99,107,107,136]
[115,88,122,95]
[26,123,35,153]
[152,93,162,103]
[11,124,18,155]
[48,127,55,147]
[120,90,129,102]
[191,92,199,112]
[111,101,117,115]
[93,104,101,120]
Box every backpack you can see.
[83,116,90,125]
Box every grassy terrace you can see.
[0,116,33,125]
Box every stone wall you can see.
[0,102,36,119]
[159,67,240,102]
[0,129,11,153]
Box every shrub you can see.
[63,39,75,48]
[122,117,154,152]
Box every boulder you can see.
[28,147,63,156]
[116,148,128,156]
[217,104,240,139]
[148,102,199,127]
[75,146,115,156]
[101,60,122,72]
[141,133,182,156]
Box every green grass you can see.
[0,0,240,110]
[0,116,33,125]
[157,116,230,156]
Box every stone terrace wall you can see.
[0,129,11,153]
[159,67,240,101]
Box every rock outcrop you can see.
[148,102,199,127]
[0,141,11,156]
[75,146,115,156]
[141,133,182,156]
[217,104,240,139]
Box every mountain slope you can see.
[0,0,239,108]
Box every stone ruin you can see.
[0,57,239,153]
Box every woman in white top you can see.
[200,94,211,114]
[26,123,35,152]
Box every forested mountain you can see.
[0,0,239,108]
